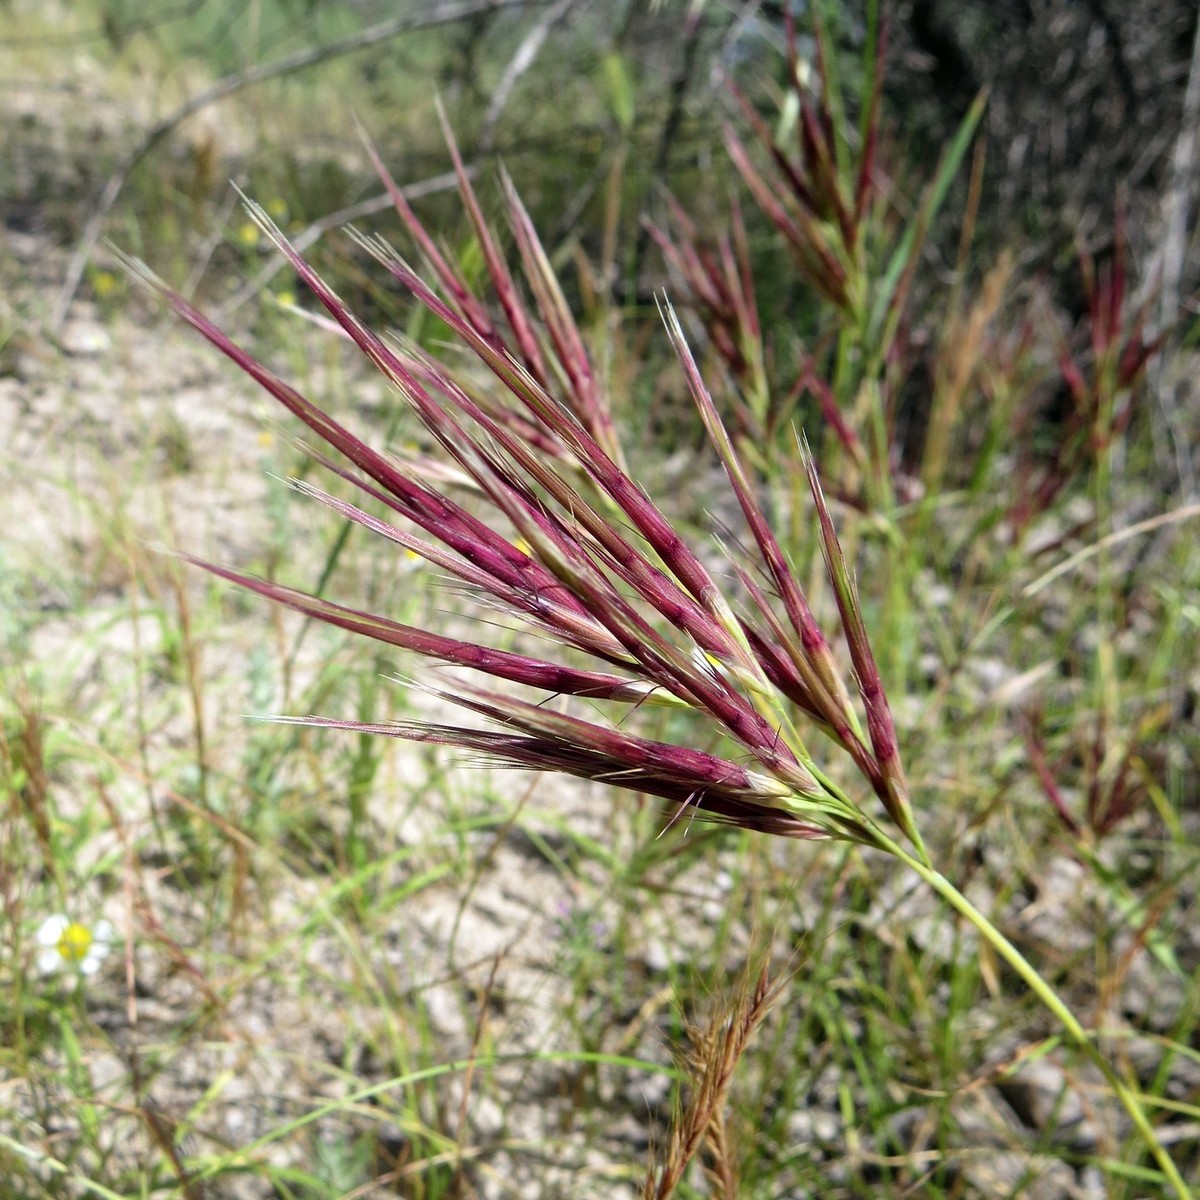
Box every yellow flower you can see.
[236,221,261,247]
[36,914,115,977]
[92,270,118,299]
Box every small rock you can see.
[959,1149,1079,1200]
[994,1058,1098,1152]
[61,319,111,357]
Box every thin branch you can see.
[477,0,585,159]
[50,0,539,331]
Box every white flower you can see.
[36,915,115,977]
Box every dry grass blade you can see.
[643,957,797,1200]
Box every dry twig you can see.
[50,0,536,331]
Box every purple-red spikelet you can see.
[282,714,825,840]
[802,445,917,842]
[130,138,923,851]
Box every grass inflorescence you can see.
[3,4,1198,1197]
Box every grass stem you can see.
[880,835,1191,1197]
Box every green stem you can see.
[877,834,1190,1198]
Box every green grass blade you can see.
[868,91,987,353]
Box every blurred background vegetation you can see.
[7,0,1199,319]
